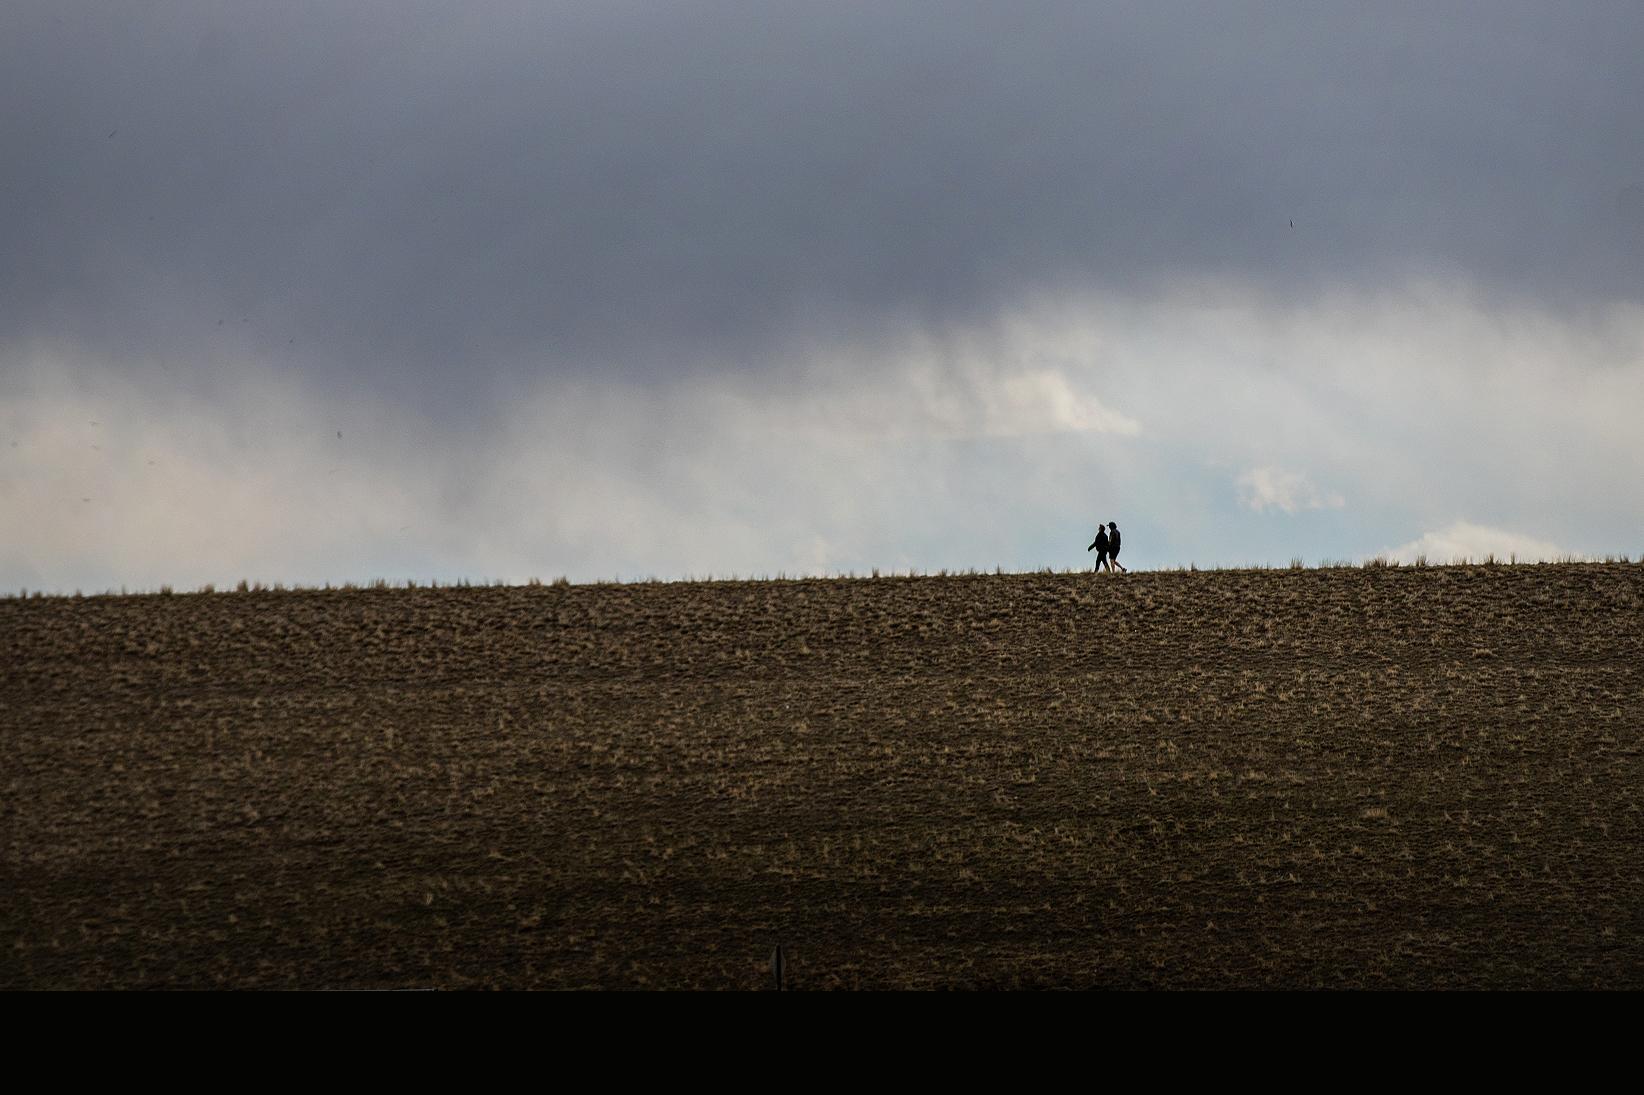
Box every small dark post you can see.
[771,944,785,991]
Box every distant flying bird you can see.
[107,129,117,139]
[89,420,100,426]
[1289,219,1294,228]
[337,431,342,439]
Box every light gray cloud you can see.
[1237,466,1344,514]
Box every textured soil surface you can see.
[4,564,1642,989]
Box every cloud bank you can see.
[1385,522,1568,565]
[6,285,1640,589]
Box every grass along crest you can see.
[3,553,1640,599]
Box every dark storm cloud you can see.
[4,1,1643,404]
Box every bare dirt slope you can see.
[4,564,1641,989]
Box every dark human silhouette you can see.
[1107,522,1127,572]
[1087,524,1110,572]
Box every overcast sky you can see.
[4,2,1642,589]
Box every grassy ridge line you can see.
[9,555,1641,600]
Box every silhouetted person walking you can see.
[1088,524,1110,572]
[1106,522,1127,572]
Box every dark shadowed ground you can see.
[3,563,1641,989]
